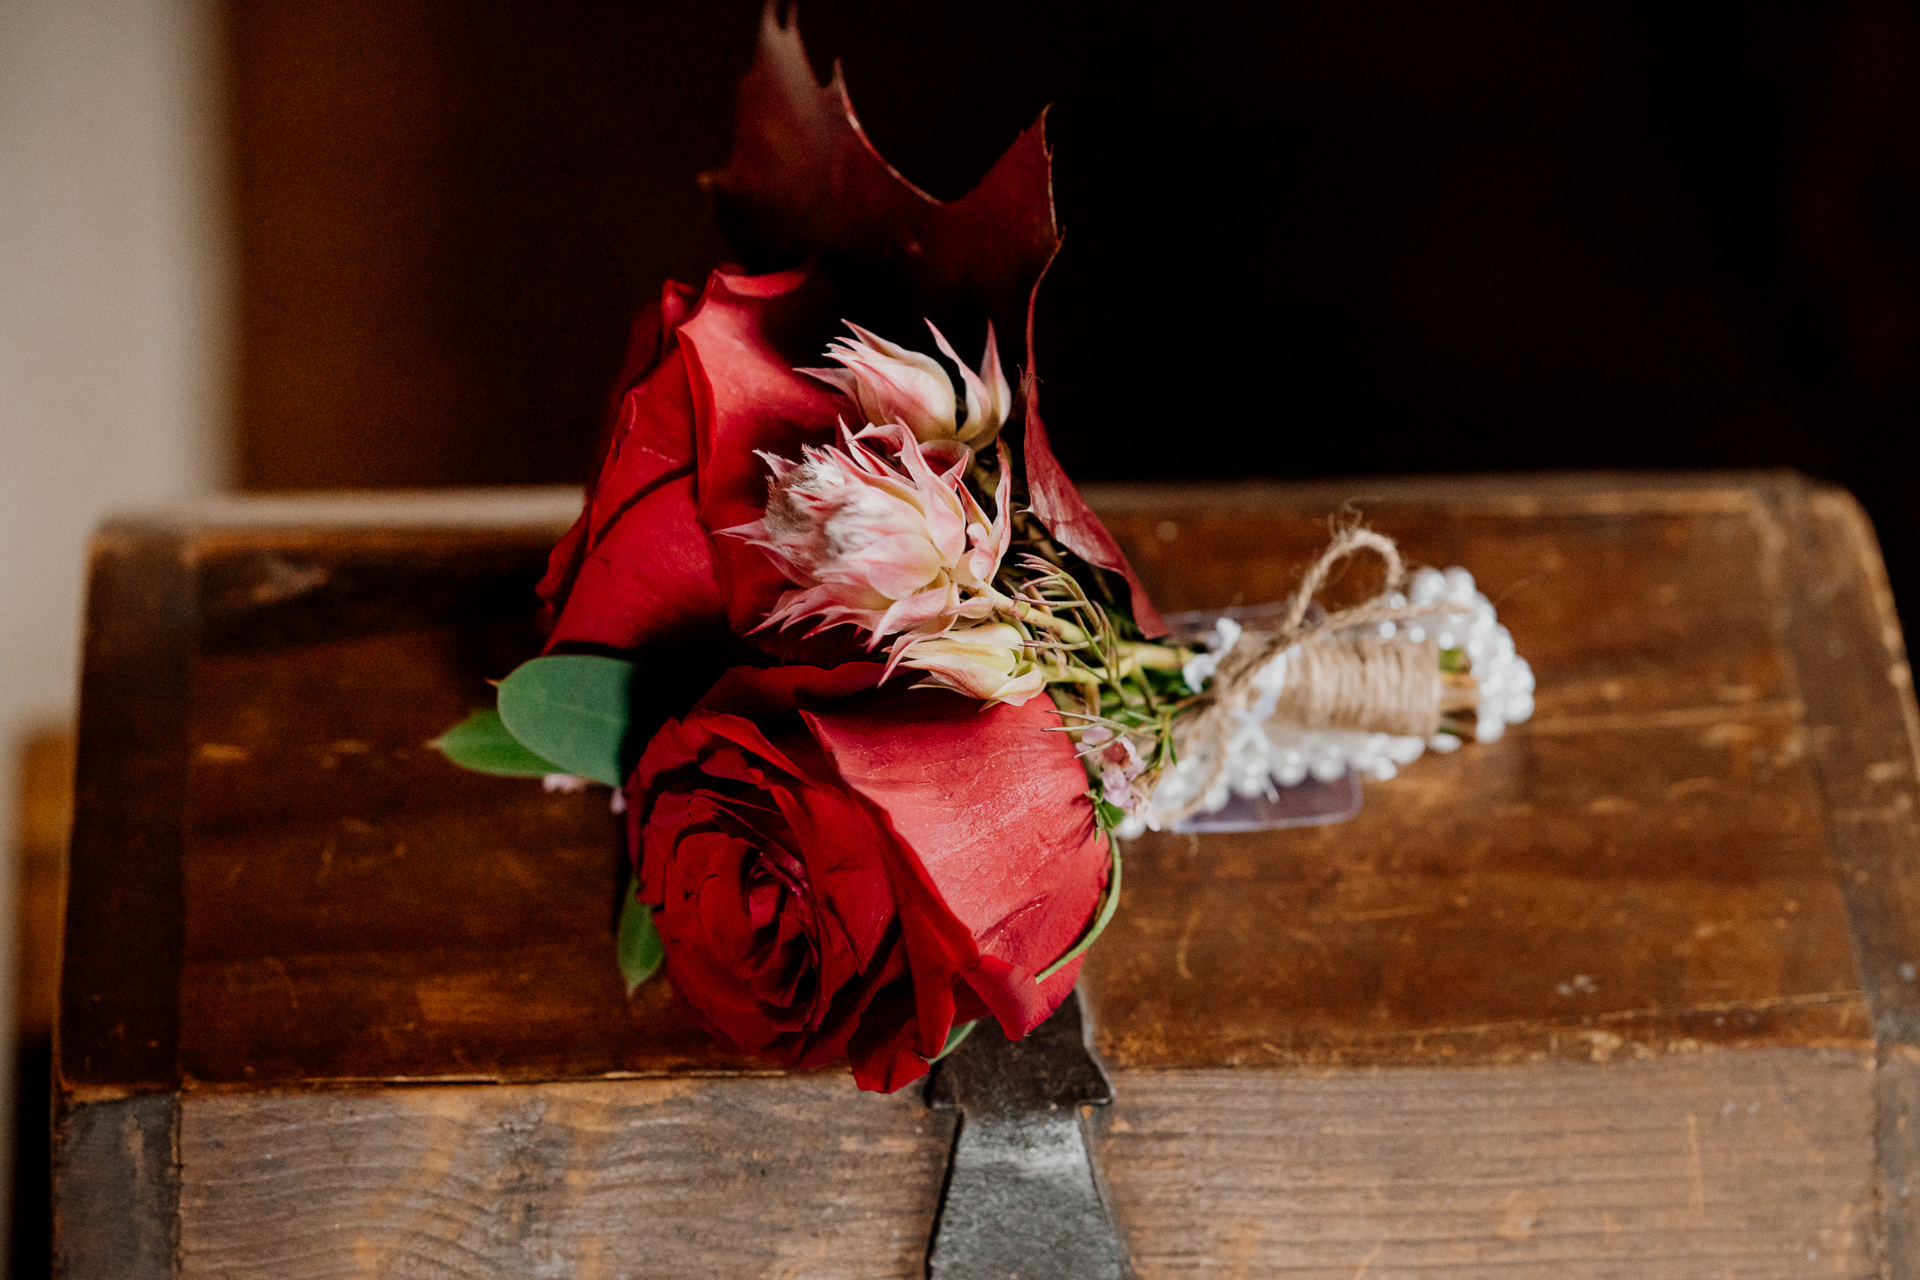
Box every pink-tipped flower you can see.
[801,320,1012,449]
[901,622,1045,707]
[726,424,1013,659]
[1079,725,1155,826]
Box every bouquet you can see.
[434,9,1532,1094]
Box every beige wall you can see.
[0,0,231,1239]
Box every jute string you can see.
[1163,528,1463,823]
[1274,633,1442,737]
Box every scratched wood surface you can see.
[1086,476,1872,1068]
[54,474,1920,1277]
[175,1076,953,1280]
[1101,1051,1880,1278]
[157,1049,1873,1279]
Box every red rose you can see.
[630,662,1111,1093]
[539,10,1168,661]
[538,265,856,662]
[707,8,1168,637]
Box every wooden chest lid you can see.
[57,473,1920,1097]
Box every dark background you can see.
[227,0,1918,610]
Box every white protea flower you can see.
[725,423,1013,667]
[898,621,1045,707]
[802,319,1011,449]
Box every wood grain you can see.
[164,1051,1883,1279]
[1084,476,1869,1068]
[1767,485,1920,1277]
[50,474,1896,1092]
[175,1076,953,1280]
[52,1095,177,1280]
[61,522,196,1092]
[1100,1050,1879,1278]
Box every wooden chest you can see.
[54,474,1920,1278]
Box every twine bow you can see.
[1162,528,1466,823]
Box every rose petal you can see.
[805,689,1108,1056]
[676,266,869,661]
[544,474,731,654]
[540,331,700,631]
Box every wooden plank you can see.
[50,476,1865,1090]
[1099,1051,1879,1278]
[52,1094,178,1280]
[176,598,751,1084]
[1882,1051,1920,1278]
[60,522,196,1092]
[61,477,1919,1088]
[1083,476,1868,1068]
[1766,483,1920,1277]
[1771,485,1920,1039]
[165,1050,1884,1279]
[174,1076,953,1280]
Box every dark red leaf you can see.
[704,3,1058,353]
[707,4,1167,638]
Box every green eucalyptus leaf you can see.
[617,884,664,995]
[1035,840,1122,982]
[926,1019,977,1064]
[496,654,636,787]
[431,708,565,778]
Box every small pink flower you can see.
[802,320,1011,448]
[1080,726,1153,823]
[900,622,1045,707]
[725,424,1012,661]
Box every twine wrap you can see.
[1274,634,1442,737]
[1163,528,1463,823]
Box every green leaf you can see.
[1036,840,1122,982]
[497,654,636,787]
[617,883,664,995]
[1091,797,1129,835]
[431,708,566,777]
[926,1019,977,1064]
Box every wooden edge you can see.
[51,1094,179,1280]
[123,485,582,530]
[129,472,1794,528]
[1772,480,1920,1038]
[57,521,196,1097]
[1766,476,1920,1275]
[93,472,1803,531]
[1882,1051,1920,1277]
[1076,467,1806,515]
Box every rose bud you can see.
[630,663,1111,1092]
[802,320,1011,449]
[723,423,1013,659]
[899,621,1045,707]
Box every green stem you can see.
[1020,609,1091,644]
[1116,641,1191,670]
[1035,840,1123,982]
